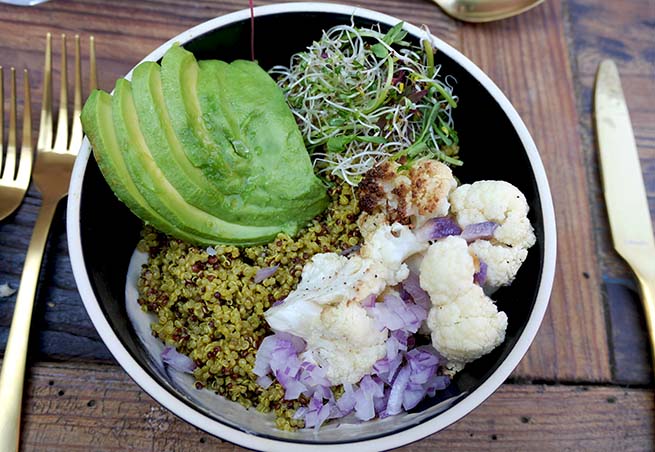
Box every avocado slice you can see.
[160,44,246,195]
[80,90,216,244]
[196,58,327,217]
[111,78,284,245]
[161,45,327,227]
[130,61,288,228]
[81,47,330,246]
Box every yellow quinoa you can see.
[137,181,361,429]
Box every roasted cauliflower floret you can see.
[357,159,457,228]
[409,159,458,225]
[357,161,412,225]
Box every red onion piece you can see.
[461,221,498,243]
[368,292,428,334]
[386,365,410,415]
[415,217,462,242]
[254,265,279,283]
[361,293,377,308]
[474,259,488,286]
[340,244,361,256]
[161,346,196,374]
[401,272,431,310]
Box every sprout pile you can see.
[271,22,461,185]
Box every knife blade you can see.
[594,59,655,372]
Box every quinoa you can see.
[137,181,361,430]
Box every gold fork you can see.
[0,66,32,221]
[0,33,96,451]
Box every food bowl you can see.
[67,2,556,450]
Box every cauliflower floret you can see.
[469,240,528,287]
[419,236,475,306]
[361,222,428,275]
[419,236,508,371]
[303,303,387,384]
[449,180,536,249]
[264,222,426,385]
[426,285,507,372]
[357,159,457,228]
[409,159,457,225]
[358,161,412,225]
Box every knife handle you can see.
[636,273,655,374]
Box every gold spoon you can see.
[432,0,544,23]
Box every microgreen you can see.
[270,22,461,186]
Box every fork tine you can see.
[53,34,68,151]
[16,69,32,186]
[89,36,97,92]
[37,33,53,152]
[2,68,17,181]
[69,35,83,153]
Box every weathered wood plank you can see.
[567,0,655,385]
[16,361,655,451]
[455,0,611,382]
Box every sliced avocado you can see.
[162,45,327,227]
[80,90,215,244]
[130,61,285,228]
[160,44,245,194]
[111,78,284,245]
[196,59,327,217]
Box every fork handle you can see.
[0,196,60,452]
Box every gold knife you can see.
[595,59,655,372]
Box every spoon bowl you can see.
[432,0,544,22]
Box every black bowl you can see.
[67,3,556,450]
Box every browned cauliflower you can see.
[357,159,457,228]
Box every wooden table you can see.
[0,0,653,450]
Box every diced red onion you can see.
[425,375,450,397]
[461,221,498,243]
[369,292,427,334]
[415,217,462,242]
[340,244,361,256]
[401,272,431,310]
[402,387,426,411]
[361,293,377,308]
[256,375,273,389]
[336,384,356,414]
[474,259,488,286]
[303,392,334,430]
[353,375,385,421]
[386,365,411,415]
[299,361,331,388]
[161,346,196,374]
[253,332,305,377]
[254,265,279,283]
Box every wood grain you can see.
[567,0,655,385]
[455,0,611,382]
[0,0,654,448]
[16,361,654,451]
